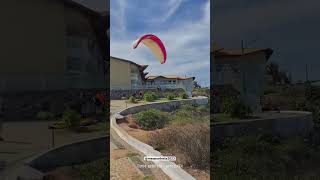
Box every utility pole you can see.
[305,64,309,82]
[241,40,244,55]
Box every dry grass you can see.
[148,123,210,170]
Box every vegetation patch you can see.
[149,123,210,170]
[128,96,137,103]
[212,135,320,178]
[36,111,54,120]
[143,92,158,102]
[76,158,109,179]
[221,98,252,119]
[62,109,81,129]
[180,92,189,99]
[165,93,176,100]
[134,109,169,130]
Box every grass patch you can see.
[75,158,109,179]
[128,96,138,103]
[169,105,210,125]
[127,152,139,157]
[36,111,54,120]
[213,113,240,122]
[213,135,320,178]
[143,176,155,180]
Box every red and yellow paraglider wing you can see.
[133,34,167,64]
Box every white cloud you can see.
[111,0,210,86]
[110,0,127,38]
[159,0,183,22]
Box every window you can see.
[66,37,82,49]
[66,57,81,72]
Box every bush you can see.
[149,123,210,170]
[144,92,158,102]
[222,98,252,119]
[128,96,137,103]
[76,158,109,179]
[213,135,320,178]
[166,93,175,100]
[36,111,54,120]
[180,92,188,99]
[63,109,81,129]
[134,109,169,130]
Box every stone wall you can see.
[27,136,108,172]
[212,111,314,144]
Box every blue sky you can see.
[212,0,320,82]
[110,0,210,87]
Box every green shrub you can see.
[77,158,109,179]
[36,111,54,120]
[166,93,175,100]
[134,109,169,130]
[144,92,158,102]
[222,98,252,119]
[128,96,137,103]
[180,92,188,99]
[63,109,81,129]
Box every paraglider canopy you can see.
[132,34,167,64]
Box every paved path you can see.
[0,120,105,179]
[110,100,169,180]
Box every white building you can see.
[145,75,195,97]
[212,48,273,112]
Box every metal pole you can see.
[51,128,55,148]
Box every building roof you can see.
[212,48,273,60]
[146,75,195,81]
[110,56,148,70]
[62,0,104,17]
[111,56,149,80]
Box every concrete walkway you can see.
[111,97,208,180]
[0,120,106,179]
[110,100,169,180]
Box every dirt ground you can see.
[119,119,210,180]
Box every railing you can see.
[144,84,186,90]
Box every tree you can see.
[266,62,281,84]
[193,81,201,89]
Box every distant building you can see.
[212,48,273,112]
[110,56,148,90]
[145,75,195,96]
[110,57,195,98]
[0,0,108,92]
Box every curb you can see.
[111,97,209,180]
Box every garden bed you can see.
[117,104,210,180]
[212,134,320,179]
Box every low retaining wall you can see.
[110,89,185,100]
[1,89,108,120]
[120,97,208,115]
[27,136,108,172]
[111,97,209,180]
[212,111,314,143]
